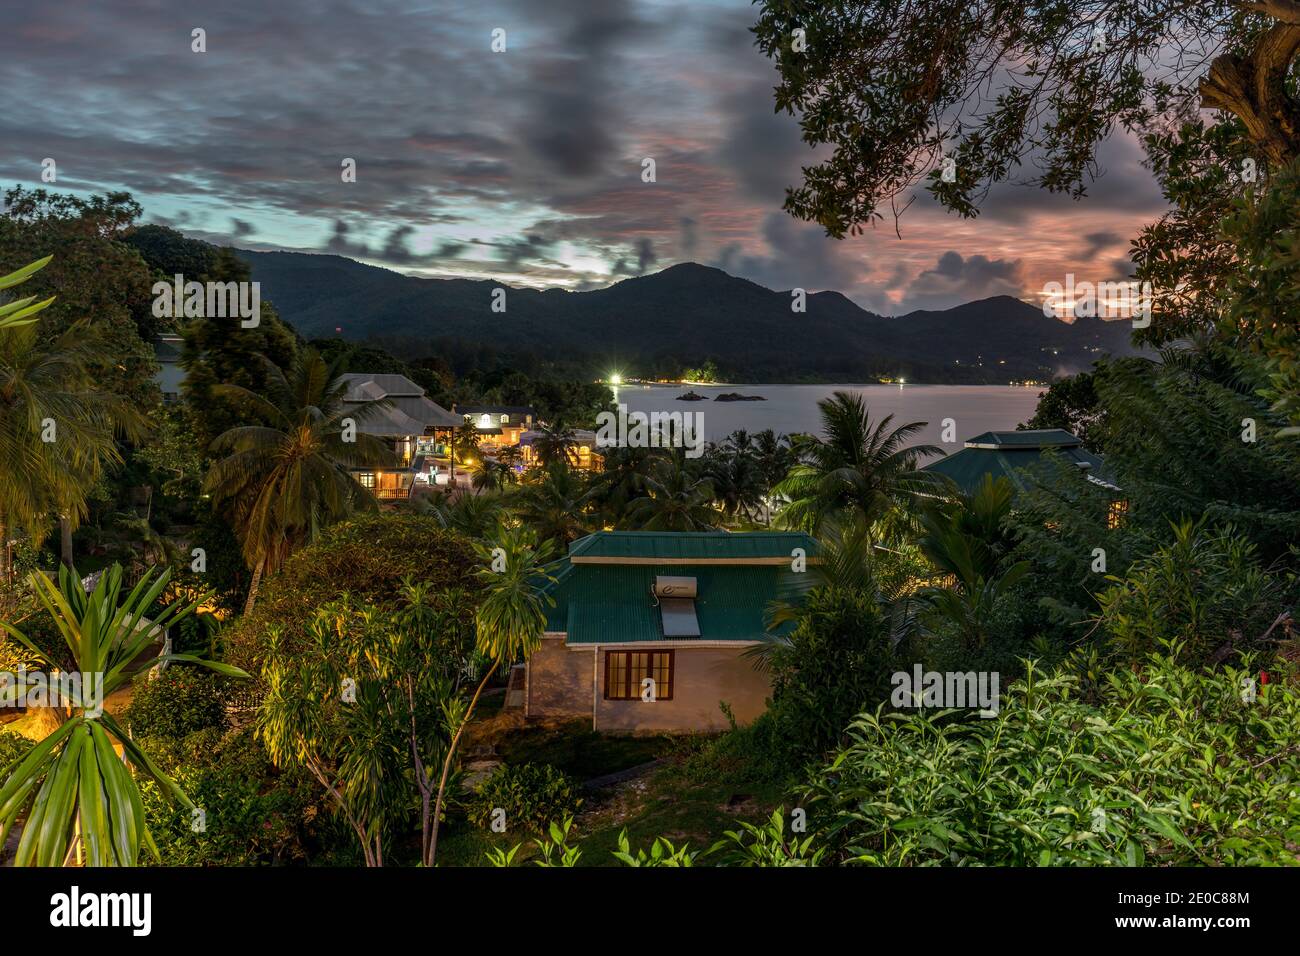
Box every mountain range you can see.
[236,252,1141,384]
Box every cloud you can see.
[0,0,1170,307]
[899,251,1028,312]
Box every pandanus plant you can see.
[0,564,247,866]
[0,256,56,330]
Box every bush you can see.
[125,666,228,741]
[1096,519,1295,667]
[804,656,1300,866]
[138,726,330,866]
[0,730,33,771]
[465,763,582,835]
[765,587,899,759]
[224,513,481,670]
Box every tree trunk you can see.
[243,557,265,617]
[59,515,73,570]
[428,658,498,867]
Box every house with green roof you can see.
[922,429,1119,497]
[526,530,816,733]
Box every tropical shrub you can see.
[764,587,900,759]
[137,727,324,867]
[258,585,477,867]
[465,762,582,836]
[0,564,245,866]
[804,657,1300,866]
[125,666,229,741]
[709,808,825,867]
[224,513,481,669]
[0,730,33,771]
[1095,520,1294,667]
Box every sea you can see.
[610,383,1045,455]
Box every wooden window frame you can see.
[603,649,674,701]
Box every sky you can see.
[2,0,1172,314]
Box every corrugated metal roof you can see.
[544,561,797,644]
[567,530,816,561]
[963,429,1081,448]
[923,441,1116,496]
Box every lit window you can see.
[1107,498,1129,530]
[356,473,375,488]
[604,650,674,701]
[500,414,509,424]
[479,414,492,428]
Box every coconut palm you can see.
[428,526,556,866]
[470,457,515,494]
[703,442,766,523]
[627,451,720,532]
[420,488,508,539]
[203,347,394,614]
[0,563,247,866]
[0,256,56,330]
[588,444,661,526]
[511,461,595,546]
[533,419,578,467]
[0,321,144,581]
[774,391,942,535]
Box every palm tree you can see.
[588,444,661,526]
[451,423,481,466]
[916,474,1018,589]
[428,526,556,866]
[774,391,942,535]
[203,347,394,614]
[703,442,766,523]
[533,419,578,467]
[627,451,720,531]
[0,563,247,865]
[470,457,515,493]
[0,321,144,581]
[0,256,56,330]
[420,488,509,539]
[511,461,595,546]
[916,474,1028,651]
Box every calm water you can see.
[611,384,1045,455]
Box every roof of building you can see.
[922,429,1118,495]
[153,336,183,363]
[518,429,599,446]
[454,404,534,417]
[567,530,816,563]
[339,373,460,431]
[542,531,818,644]
[339,373,425,398]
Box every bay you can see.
[610,383,1045,456]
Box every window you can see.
[1107,498,1130,530]
[356,472,375,488]
[604,650,673,701]
[500,413,509,424]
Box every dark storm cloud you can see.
[1079,230,1124,260]
[510,0,653,179]
[713,212,866,293]
[1,0,1169,306]
[899,251,1027,313]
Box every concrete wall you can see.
[526,636,592,719]
[526,637,772,734]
